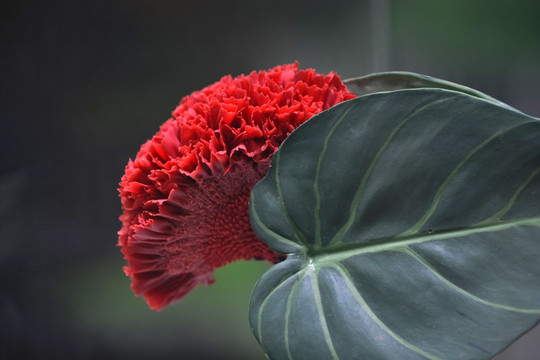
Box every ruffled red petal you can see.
[119,62,356,310]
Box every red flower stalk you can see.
[118,63,356,310]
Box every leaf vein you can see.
[476,166,540,226]
[284,272,306,360]
[275,150,309,247]
[257,270,304,353]
[400,247,540,314]
[329,96,459,246]
[332,263,445,360]
[400,121,534,237]
[310,269,340,360]
[314,102,358,248]
[250,195,303,251]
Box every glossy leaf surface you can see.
[249,89,540,360]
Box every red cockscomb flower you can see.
[118,62,356,310]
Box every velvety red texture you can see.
[118,63,356,310]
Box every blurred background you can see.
[1,0,539,359]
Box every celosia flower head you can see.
[119,63,356,310]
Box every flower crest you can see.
[118,62,356,310]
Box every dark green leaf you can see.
[249,88,540,360]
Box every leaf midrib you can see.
[308,216,540,263]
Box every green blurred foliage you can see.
[62,258,271,359]
[393,0,540,66]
